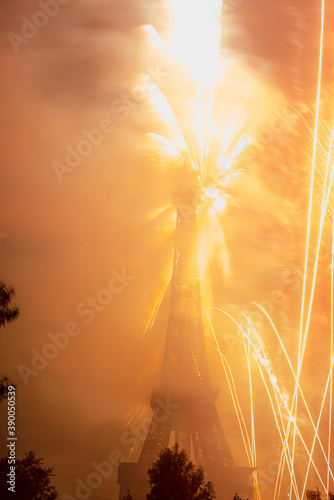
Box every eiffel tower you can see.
[118,165,254,499]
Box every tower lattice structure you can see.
[118,166,254,500]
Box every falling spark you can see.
[205,310,254,465]
[143,265,173,337]
[289,0,327,493]
[328,218,334,493]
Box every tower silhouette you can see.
[118,165,254,499]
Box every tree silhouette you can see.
[0,281,19,327]
[306,489,322,500]
[0,281,19,402]
[305,489,334,500]
[146,443,216,500]
[0,375,11,402]
[121,490,133,500]
[233,494,248,500]
[0,451,58,499]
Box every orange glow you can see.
[2,0,334,498]
[142,0,334,494]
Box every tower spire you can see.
[118,163,254,499]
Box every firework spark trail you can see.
[149,0,226,179]
[146,83,194,163]
[165,2,209,176]
[207,117,334,495]
[291,103,334,181]
[206,322,252,465]
[191,32,220,177]
[141,25,198,170]
[300,125,334,358]
[328,218,334,493]
[312,191,334,225]
[147,202,175,221]
[252,355,300,500]
[215,346,253,463]
[192,79,202,173]
[192,1,221,177]
[204,0,223,171]
[289,123,334,492]
[248,329,332,496]
[253,303,334,478]
[301,167,334,226]
[296,0,325,374]
[325,212,334,493]
[290,0,326,488]
[301,357,334,499]
[294,107,333,147]
[208,309,297,482]
[210,307,334,494]
[205,311,254,465]
[242,314,297,487]
[244,309,334,493]
[244,323,256,463]
[274,449,291,500]
[243,316,321,495]
[250,342,329,496]
[146,133,187,163]
[296,111,334,211]
[239,327,302,500]
[163,32,201,171]
[143,265,173,337]
[243,323,261,500]
[146,21,251,191]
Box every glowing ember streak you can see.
[252,302,334,478]
[253,355,300,500]
[205,311,253,465]
[300,126,334,364]
[143,265,173,337]
[146,133,186,161]
[301,358,334,498]
[290,0,326,492]
[243,322,260,498]
[209,306,334,495]
[328,219,334,493]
